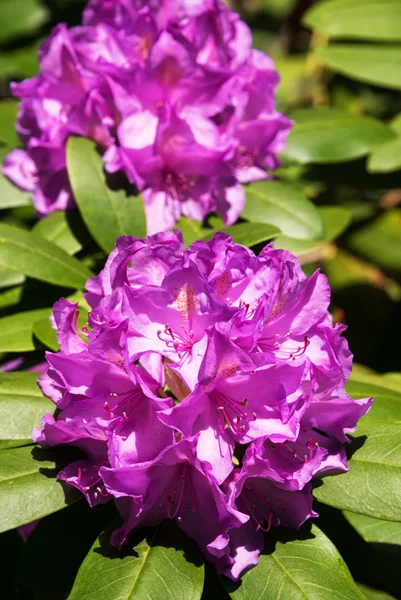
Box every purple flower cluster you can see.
[34,231,372,579]
[3,0,291,233]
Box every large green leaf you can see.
[0,266,25,289]
[67,137,146,253]
[358,585,396,600]
[243,180,324,240]
[314,420,401,522]
[0,0,49,45]
[0,223,92,288]
[346,369,401,422]
[176,217,204,247]
[68,519,204,600]
[0,39,40,80]
[315,45,401,91]
[0,101,19,147]
[347,210,401,270]
[0,285,23,310]
[203,222,281,247]
[32,211,88,256]
[304,0,401,42]
[32,317,58,352]
[274,206,351,259]
[367,136,401,173]
[221,524,365,599]
[283,108,394,164]
[0,445,79,534]
[0,372,52,449]
[345,512,401,546]
[0,308,51,352]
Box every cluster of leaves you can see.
[1,0,401,598]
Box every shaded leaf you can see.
[203,222,281,247]
[0,0,49,45]
[304,0,401,42]
[0,223,92,288]
[358,584,396,600]
[0,101,19,147]
[283,108,394,164]
[221,524,365,599]
[315,45,401,91]
[243,180,324,240]
[368,136,401,173]
[0,308,51,353]
[0,445,79,534]
[32,211,88,256]
[32,317,58,352]
[314,421,401,522]
[67,137,146,253]
[0,372,52,449]
[68,519,204,600]
[348,210,401,270]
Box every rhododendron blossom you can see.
[34,231,372,580]
[2,0,291,233]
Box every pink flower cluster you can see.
[3,0,291,233]
[34,231,372,579]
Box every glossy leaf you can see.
[345,512,401,546]
[0,308,51,353]
[0,101,19,147]
[32,318,58,352]
[67,137,146,253]
[368,136,401,173]
[0,266,25,289]
[304,0,401,42]
[68,519,204,600]
[0,445,79,534]
[348,210,401,270]
[221,524,365,599]
[346,370,401,422]
[274,206,351,259]
[0,372,52,449]
[315,45,401,91]
[314,420,401,522]
[0,223,92,288]
[0,0,49,45]
[283,108,394,164]
[243,180,324,240]
[203,222,281,247]
[32,212,88,256]
[358,585,396,600]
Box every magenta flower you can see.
[34,232,372,579]
[3,0,291,231]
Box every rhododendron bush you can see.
[0,1,400,600]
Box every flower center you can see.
[258,330,310,361]
[103,387,145,420]
[269,437,320,464]
[210,389,255,434]
[239,482,281,533]
[157,323,195,360]
[160,463,197,523]
[164,171,198,202]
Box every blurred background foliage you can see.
[1,1,401,598]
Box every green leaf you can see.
[345,512,401,545]
[0,223,92,288]
[32,211,88,256]
[367,136,401,173]
[0,445,79,534]
[176,217,204,247]
[346,374,401,422]
[0,39,40,80]
[348,210,401,270]
[0,372,53,449]
[68,519,204,600]
[67,137,146,253]
[314,420,401,522]
[304,0,401,42]
[358,584,396,600]
[203,222,281,247]
[32,317,58,352]
[274,206,351,259]
[283,108,394,164]
[0,0,49,46]
[315,45,401,91]
[221,524,365,599]
[0,267,25,290]
[0,285,23,310]
[0,308,51,352]
[243,180,324,240]
[0,101,19,147]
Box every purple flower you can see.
[3,0,290,230]
[34,232,372,580]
